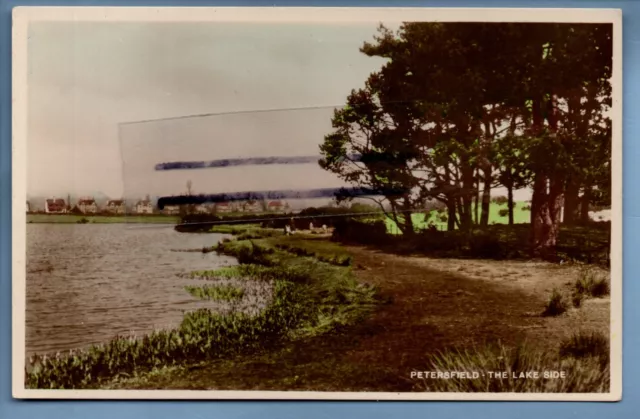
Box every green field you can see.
[26,214,180,224]
[385,201,531,234]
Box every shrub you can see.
[439,214,448,222]
[542,289,569,316]
[492,196,508,205]
[466,231,507,259]
[522,205,531,211]
[332,218,389,245]
[415,230,463,253]
[575,268,610,298]
[498,208,509,217]
[571,292,584,308]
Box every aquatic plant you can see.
[184,284,245,301]
[26,239,377,389]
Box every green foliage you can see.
[498,209,509,218]
[320,21,613,252]
[271,236,353,266]
[184,284,245,301]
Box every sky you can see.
[27,21,393,200]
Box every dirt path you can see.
[112,246,609,391]
[343,247,609,370]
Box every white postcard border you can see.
[11,6,623,401]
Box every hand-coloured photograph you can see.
[12,7,622,400]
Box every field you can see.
[26,214,180,224]
[385,201,531,234]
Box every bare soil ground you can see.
[109,246,609,391]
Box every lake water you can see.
[26,224,238,357]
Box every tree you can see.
[495,132,532,225]
[320,22,612,257]
[515,24,612,257]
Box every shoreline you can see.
[26,213,180,224]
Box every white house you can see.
[105,199,126,214]
[77,198,98,214]
[135,199,154,214]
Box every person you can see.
[309,221,314,231]
[284,224,291,235]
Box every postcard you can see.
[12,7,622,400]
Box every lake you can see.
[25,223,238,357]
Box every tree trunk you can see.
[580,187,592,224]
[447,200,456,231]
[480,167,492,227]
[459,165,475,231]
[474,182,479,225]
[401,196,415,236]
[563,177,580,225]
[530,174,564,261]
[507,183,514,225]
[530,94,564,260]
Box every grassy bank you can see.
[26,227,379,389]
[27,214,180,224]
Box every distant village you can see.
[26,195,290,216]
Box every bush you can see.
[332,218,389,246]
[492,196,509,205]
[571,292,584,308]
[542,289,569,316]
[466,231,507,259]
[498,208,509,217]
[575,268,610,298]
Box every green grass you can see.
[184,284,245,301]
[27,214,180,224]
[213,239,380,338]
[385,201,531,234]
[270,235,353,266]
[414,335,609,392]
